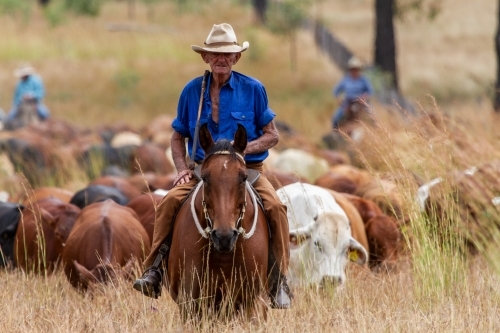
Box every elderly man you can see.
[7,64,50,121]
[133,23,291,308]
[332,57,373,129]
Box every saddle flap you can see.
[193,165,260,185]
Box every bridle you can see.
[190,150,259,240]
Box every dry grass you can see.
[2,258,500,333]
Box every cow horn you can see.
[348,237,368,266]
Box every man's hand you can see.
[173,169,193,187]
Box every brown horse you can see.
[167,124,269,321]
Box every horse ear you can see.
[233,124,247,154]
[199,123,214,153]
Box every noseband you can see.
[190,151,259,240]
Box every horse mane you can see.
[204,139,241,163]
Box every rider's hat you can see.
[347,57,363,69]
[14,64,35,78]
[192,23,249,54]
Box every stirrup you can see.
[132,267,162,299]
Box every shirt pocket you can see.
[230,111,254,122]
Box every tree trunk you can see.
[374,0,399,91]
[252,0,268,23]
[128,0,136,20]
[494,0,500,111]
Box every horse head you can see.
[199,123,248,253]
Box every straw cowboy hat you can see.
[192,23,249,54]
[347,57,363,69]
[14,64,35,78]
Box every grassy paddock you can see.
[1,259,500,332]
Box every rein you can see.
[190,151,258,240]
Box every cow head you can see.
[73,258,136,291]
[45,204,81,248]
[288,211,367,287]
[0,203,24,267]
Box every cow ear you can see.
[40,208,55,228]
[289,231,311,250]
[348,237,368,266]
[199,123,214,153]
[73,260,96,286]
[232,124,247,154]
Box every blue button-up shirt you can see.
[172,71,276,163]
[333,75,373,101]
[13,75,45,107]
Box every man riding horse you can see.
[133,23,292,309]
[7,64,50,123]
[332,57,373,129]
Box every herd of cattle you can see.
[0,115,498,293]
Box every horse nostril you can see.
[233,229,238,238]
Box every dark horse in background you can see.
[323,99,374,150]
[3,96,41,131]
[167,124,269,321]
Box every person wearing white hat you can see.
[332,57,373,129]
[133,23,292,309]
[7,64,50,122]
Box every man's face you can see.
[349,68,361,78]
[201,52,241,76]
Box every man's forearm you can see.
[244,122,279,155]
[170,131,189,172]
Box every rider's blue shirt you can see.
[333,75,373,101]
[172,71,275,163]
[13,75,45,107]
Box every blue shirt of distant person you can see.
[332,57,373,129]
[8,66,50,121]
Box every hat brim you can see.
[14,67,35,78]
[191,41,249,54]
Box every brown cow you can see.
[130,143,174,175]
[14,197,81,273]
[341,193,401,268]
[62,199,150,290]
[14,187,74,206]
[263,170,308,190]
[327,190,369,258]
[315,172,358,194]
[90,176,141,200]
[128,172,176,193]
[365,215,401,268]
[356,179,405,223]
[126,193,164,244]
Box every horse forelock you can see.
[204,140,242,165]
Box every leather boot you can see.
[133,267,162,299]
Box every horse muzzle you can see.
[210,229,239,253]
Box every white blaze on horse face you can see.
[223,159,228,170]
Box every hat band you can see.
[203,41,239,46]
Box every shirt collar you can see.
[204,72,235,99]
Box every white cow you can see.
[277,183,367,287]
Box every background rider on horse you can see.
[133,23,292,309]
[332,57,373,129]
[7,64,50,122]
